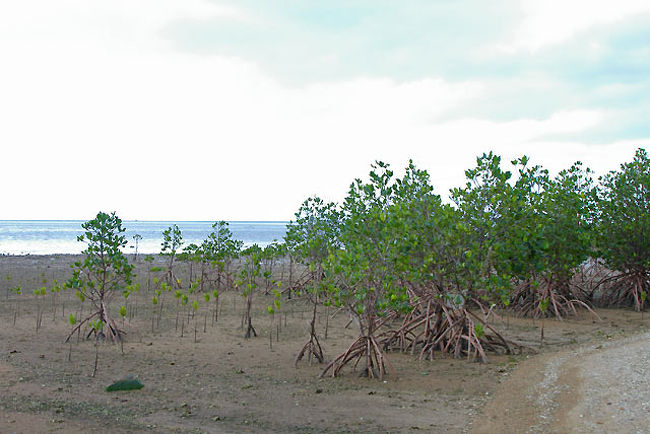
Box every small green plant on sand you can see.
[160,224,184,289]
[131,233,143,262]
[236,244,262,338]
[9,285,21,326]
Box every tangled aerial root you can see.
[295,332,324,367]
[510,276,598,320]
[598,271,649,311]
[320,334,396,380]
[382,296,517,363]
[65,301,123,343]
[570,259,616,301]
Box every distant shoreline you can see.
[0,220,288,256]
[0,220,289,223]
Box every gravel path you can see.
[473,329,650,433]
[564,331,650,433]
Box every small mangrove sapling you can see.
[236,245,262,338]
[285,196,340,366]
[132,234,142,262]
[65,211,134,343]
[160,224,184,290]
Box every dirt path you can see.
[472,329,650,433]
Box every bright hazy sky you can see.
[1,0,648,221]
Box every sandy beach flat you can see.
[1,255,648,432]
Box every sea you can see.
[0,220,288,255]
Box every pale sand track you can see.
[473,330,650,433]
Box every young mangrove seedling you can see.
[65,212,134,344]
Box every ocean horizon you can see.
[0,220,288,255]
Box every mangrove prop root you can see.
[282,269,312,296]
[296,303,325,367]
[295,333,324,367]
[510,278,599,319]
[597,271,649,311]
[320,335,395,380]
[64,301,125,344]
[382,298,518,362]
[245,317,257,339]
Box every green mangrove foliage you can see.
[451,154,600,318]
[382,161,515,362]
[260,241,283,294]
[201,221,243,292]
[305,149,648,377]
[530,162,599,317]
[285,197,341,366]
[320,162,416,379]
[160,224,184,289]
[236,244,263,338]
[597,148,650,310]
[66,211,134,343]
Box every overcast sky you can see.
[1,0,648,221]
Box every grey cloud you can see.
[160,2,650,144]
[160,0,522,83]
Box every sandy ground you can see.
[473,326,650,433]
[1,255,648,433]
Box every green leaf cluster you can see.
[68,211,134,299]
[597,148,650,273]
